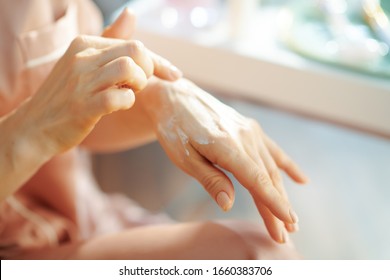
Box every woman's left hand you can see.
[139,78,309,244]
[101,9,308,243]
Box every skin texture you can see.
[0,8,308,258]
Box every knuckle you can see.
[225,146,239,163]
[129,41,153,77]
[253,170,272,189]
[200,172,224,194]
[128,40,145,56]
[217,131,233,142]
[214,143,238,166]
[67,37,96,71]
[116,57,134,75]
[70,35,88,53]
[248,118,263,132]
[269,168,282,185]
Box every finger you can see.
[90,87,135,117]
[264,135,309,184]
[71,36,182,81]
[91,44,182,80]
[102,7,182,81]
[285,222,299,233]
[89,56,148,92]
[86,41,182,81]
[206,142,296,224]
[165,140,235,212]
[102,8,136,39]
[240,132,297,235]
[257,202,289,244]
[188,153,235,212]
[69,35,125,55]
[256,141,299,233]
[150,51,182,81]
[86,41,154,78]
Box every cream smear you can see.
[155,79,251,159]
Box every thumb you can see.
[102,8,136,39]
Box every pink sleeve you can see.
[0,0,103,116]
[75,0,104,36]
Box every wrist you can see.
[137,77,191,121]
[0,100,57,199]
[2,99,57,164]
[137,78,169,123]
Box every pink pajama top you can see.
[0,0,168,259]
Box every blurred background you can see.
[92,0,390,259]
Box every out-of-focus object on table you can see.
[279,0,390,77]
[362,0,390,47]
[124,0,390,138]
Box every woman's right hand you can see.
[22,35,182,153]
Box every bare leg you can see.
[15,221,301,260]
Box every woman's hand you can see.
[23,34,181,154]
[0,31,181,199]
[139,78,309,243]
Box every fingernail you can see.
[286,223,299,232]
[280,228,289,244]
[216,191,232,212]
[301,174,310,184]
[169,64,183,80]
[121,7,130,17]
[289,209,299,224]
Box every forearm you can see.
[0,101,55,200]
